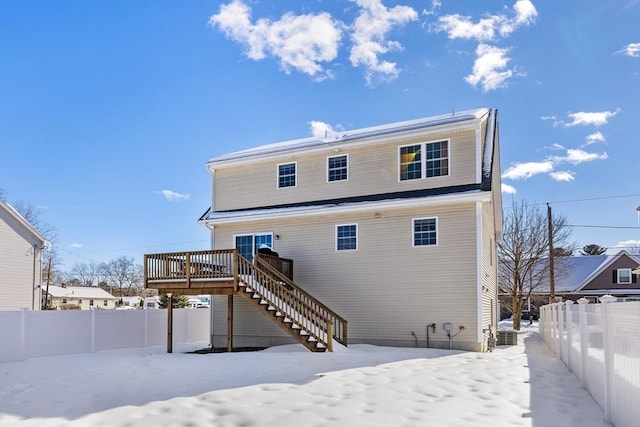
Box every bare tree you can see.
[498,200,576,330]
[101,256,143,297]
[66,262,105,287]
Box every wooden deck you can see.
[144,249,346,352]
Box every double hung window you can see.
[400,140,449,181]
[278,162,296,188]
[413,218,438,246]
[336,224,357,251]
[327,154,348,182]
[616,269,632,284]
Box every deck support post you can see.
[167,293,173,354]
[227,295,233,352]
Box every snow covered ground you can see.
[0,322,610,426]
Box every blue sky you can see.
[1,0,639,270]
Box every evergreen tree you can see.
[158,294,189,308]
[580,244,607,256]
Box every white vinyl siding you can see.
[211,203,481,350]
[212,131,477,211]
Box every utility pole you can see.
[547,203,555,303]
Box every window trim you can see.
[336,223,358,251]
[277,161,297,189]
[616,268,632,284]
[412,217,438,247]
[398,139,450,182]
[327,154,349,183]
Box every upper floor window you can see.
[616,268,632,284]
[327,154,348,182]
[278,162,296,188]
[413,217,438,246]
[336,224,357,251]
[399,140,449,181]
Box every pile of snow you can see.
[0,325,608,426]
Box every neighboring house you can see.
[172,108,500,352]
[121,296,143,308]
[44,285,119,310]
[0,199,48,311]
[500,250,640,319]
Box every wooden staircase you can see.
[237,254,348,352]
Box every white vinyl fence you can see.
[539,297,640,427]
[0,308,210,363]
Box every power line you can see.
[567,224,640,230]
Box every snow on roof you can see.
[208,108,491,164]
[46,286,118,299]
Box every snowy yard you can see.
[0,324,609,426]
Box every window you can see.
[103,300,108,306]
[327,154,348,182]
[78,299,82,304]
[616,269,632,284]
[413,218,437,246]
[62,298,67,304]
[235,233,273,262]
[336,224,357,251]
[89,299,94,306]
[399,140,449,181]
[278,162,296,188]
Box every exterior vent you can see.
[497,330,518,346]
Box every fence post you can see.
[599,294,616,423]
[577,298,589,387]
[559,302,566,363]
[564,300,574,371]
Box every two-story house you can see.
[176,108,501,352]
[0,199,48,311]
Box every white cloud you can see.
[69,243,83,248]
[156,190,191,202]
[564,110,619,127]
[422,0,442,16]
[550,148,608,164]
[433,0,536,41]
[209,0,342,79]
[615,42,640,57]
[465,44,513,91]
[501,183,517,194]
[549,171,575,182]
[501,161,553,180]
[583,131,605,146]
[309,121,342,138]
[349,0,418,85]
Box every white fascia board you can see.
[206,119,484,172]
[202,191,490,226]
[0,199,48,246]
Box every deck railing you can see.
[144,249,236,282]
[254,254,348,346]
